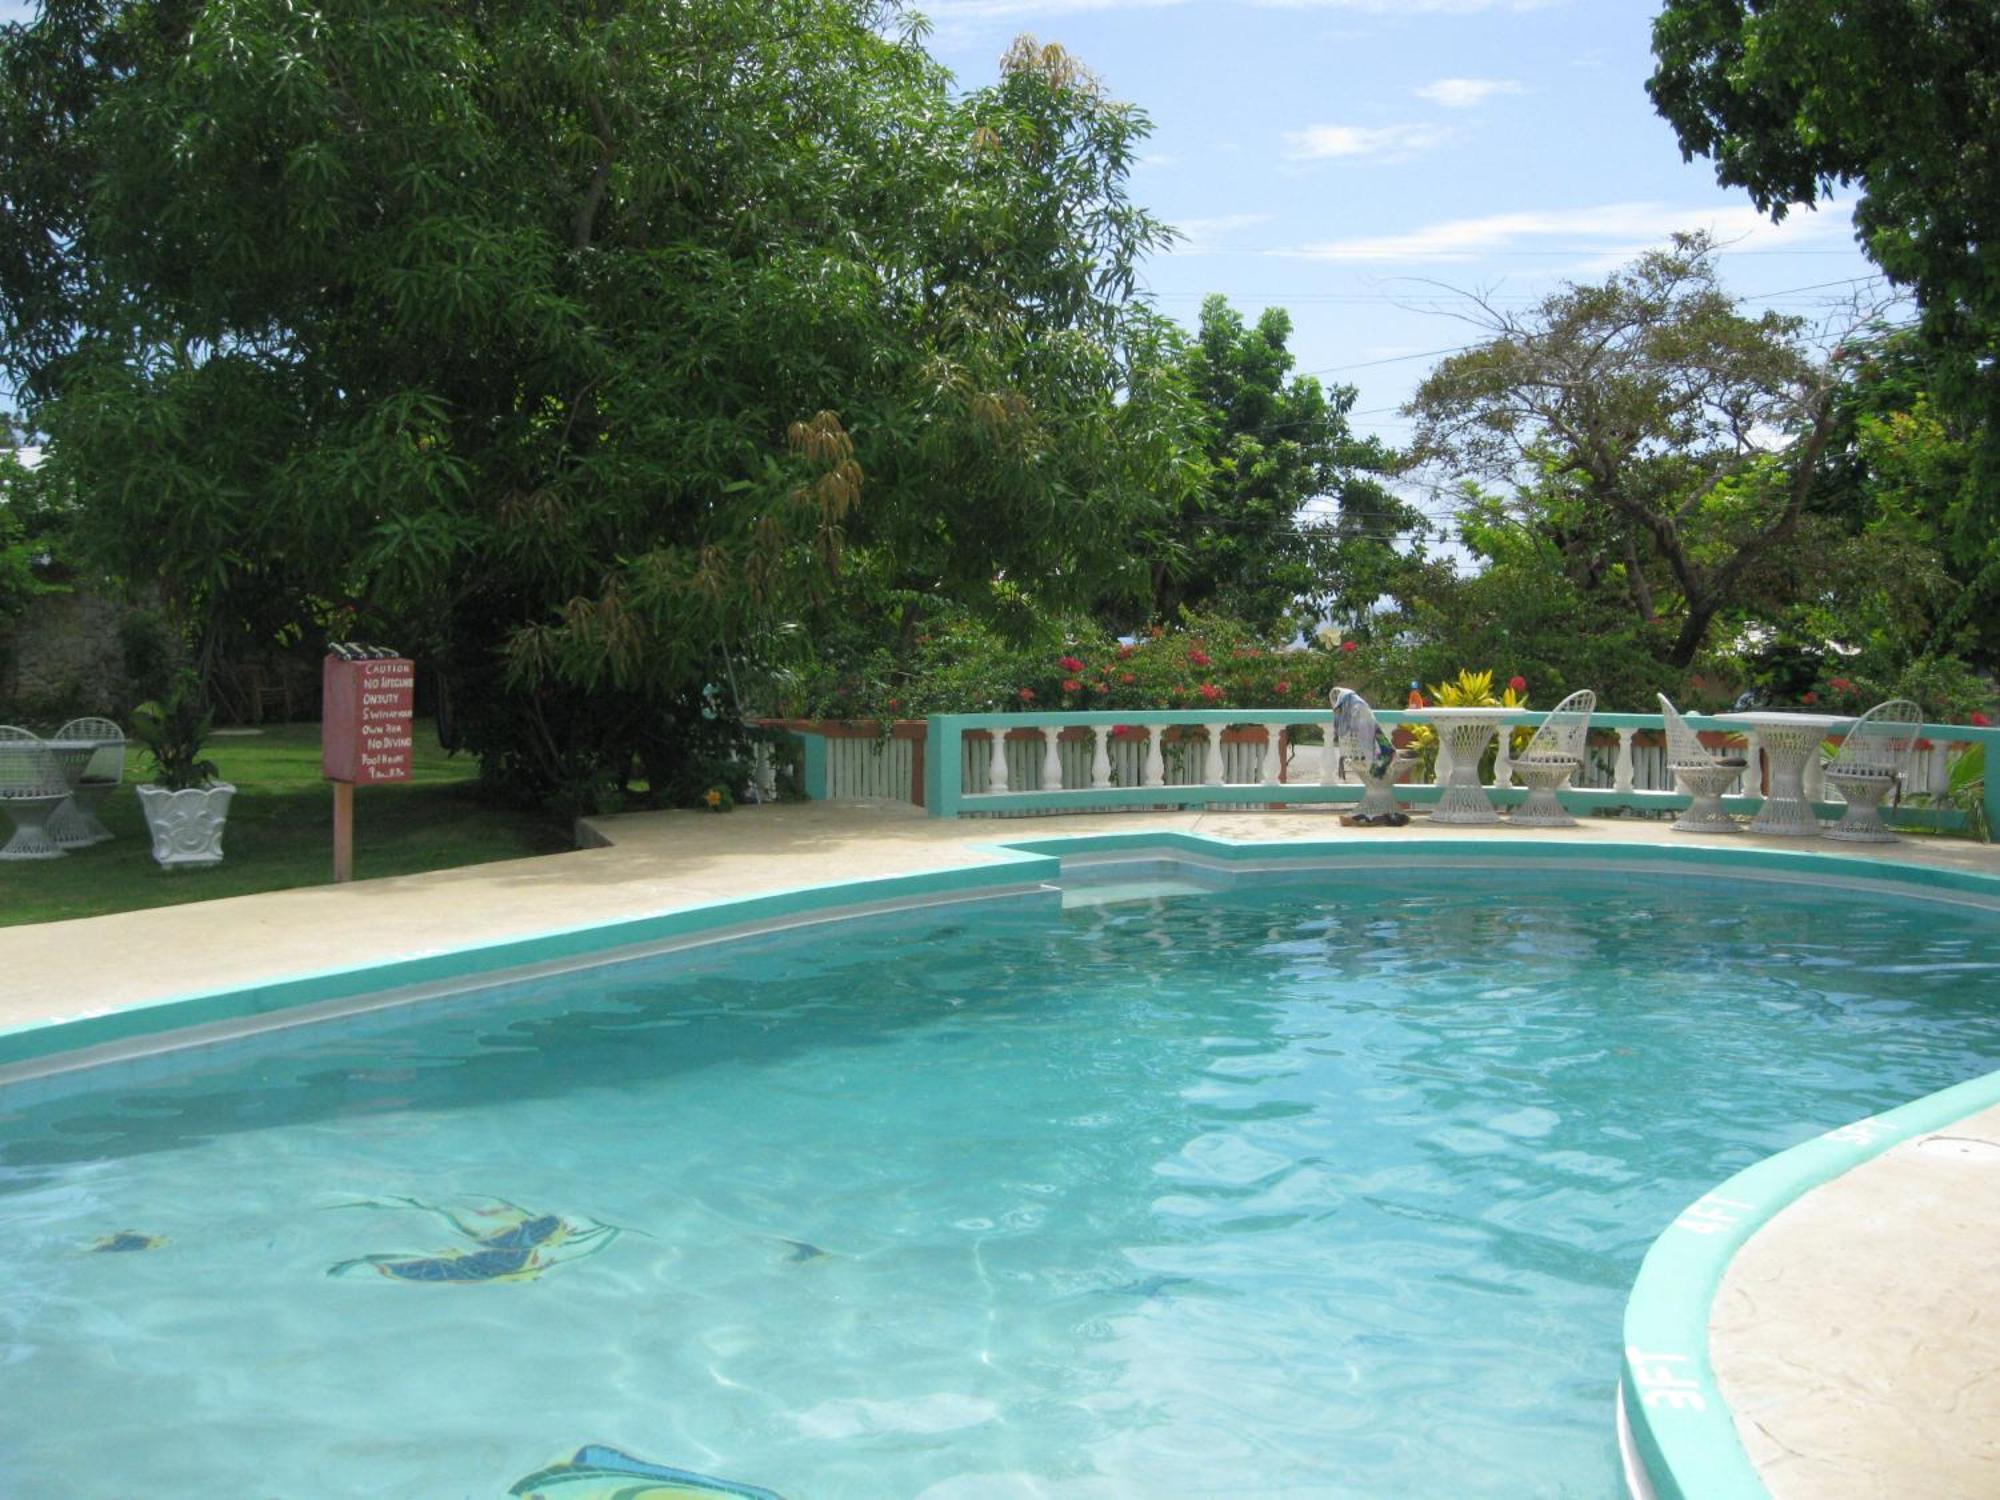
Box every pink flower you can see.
[1018,687,1036,702]
[1508,675,1527,694]
[1340,640,1359,654]
[1061,678,1082,693]
[1802,691,1819,704]
[1199,682,1222,701]
[1059,655,1085,673]
[1120,672,1136,685]
[1188,649,1211,667]
[1972,711,1993,727]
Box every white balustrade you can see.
[1203,723,1224,786]
[1091,726,1112,789]
[1143,728,1166,788]
[986,729,1010,795]
[1040,726,1062,791]
[1260,723,1284,785]
[1613,728,1635,794]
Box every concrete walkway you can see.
[3,803,1998,1497]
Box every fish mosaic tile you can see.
[326,1196,622,1284]
[509,1445,783,1498]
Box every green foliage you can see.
[1119,296,1415,636]
[1648,2,2000,461]
[0,6,1189,807]
[782,606,1336,717]
[129,670,218,790]
[1407,237,1843,672]
[115,608,177,706]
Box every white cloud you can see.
[1415,77,1526,109]
[1169,212,1276,252]
[1284,123,1454,161]
[1279,199,1856,263]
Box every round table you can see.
[1711,712,1852,836]
[1413,707,1522,825]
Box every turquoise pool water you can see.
[2,869,1996,1498]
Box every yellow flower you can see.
[703,788,723,809]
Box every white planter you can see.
[137,783,237,869]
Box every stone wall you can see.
[0,589,131,720]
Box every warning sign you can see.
[323,655,415,784]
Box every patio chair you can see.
[1658,694,1746,834]
[0,725,70,860]
[1329,687,1415,823]
[49,716,125,847]
[1821,698,1923,843]
[1509,689,1595,827]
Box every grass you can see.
[0,720,572,928]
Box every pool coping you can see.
[7,820,2000,1498]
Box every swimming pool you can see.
[2,863,1996,1497]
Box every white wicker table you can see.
[1412,707,1519,825]
[1712,711,1852,837]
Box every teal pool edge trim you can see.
[11,830,1995,1082]
[1617,1067,2000,1500]
[0,849,1063,1079]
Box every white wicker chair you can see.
[1509,689,1595,827]
[1330,688,1416,821]
[0,726,71,860]
[1822,698,1923,843]
[1658,694,1747,834]
[48,717,125,847]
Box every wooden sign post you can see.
[322,652,415,883]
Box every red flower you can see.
[1973,710,1993,727]
[1340,640,1359,654]
[1802,691,1819,704]
[1111,724,1134,738]
[1061,678,1082,693]
[1188,649,1211,667]
[1915,737,1934,751]
[1199,682,1222,701]
[1275,680,1291,695]
[1118,644,1135,659]
[1120,672,1136,685]
[1829,677,1852,692]
[1018,687,1036,702]
[1508,675,1527,694]
[1059,655,1085,673]
[886,697,901,711]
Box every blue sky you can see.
[920,0,1886,491]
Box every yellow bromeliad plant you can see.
[1403,669,1533,776]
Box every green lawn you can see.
[0,721,572,928]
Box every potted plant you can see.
[131,672,235,869]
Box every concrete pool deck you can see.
[3,803,1999,1497]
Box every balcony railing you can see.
[851,709,2000,830]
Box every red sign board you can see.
[323,656,415,784]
